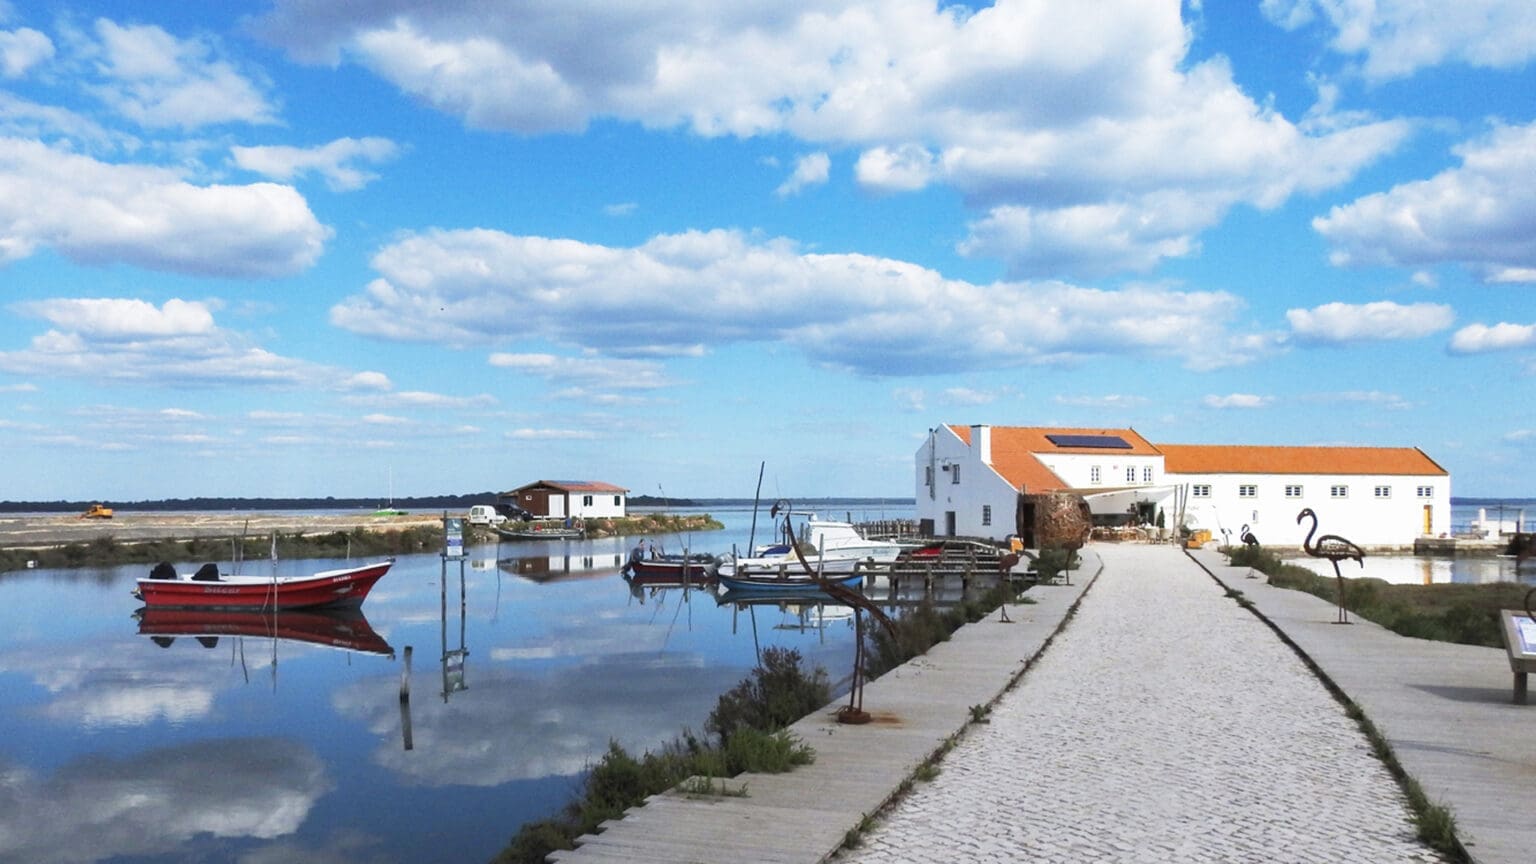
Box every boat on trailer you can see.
[133,560,393,610]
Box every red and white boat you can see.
[134,560,393,610]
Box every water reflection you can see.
[1283,554,1535,585]
[0,737,327,864]
[0,507,887,863]
[135,608,393,657]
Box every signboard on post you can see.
[1498,610,1536,705]
[444,516,465,559]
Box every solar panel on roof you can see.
[1046,434,1132,449]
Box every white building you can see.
[1161,444,1450,547]
[915,424,1450,549]
[502,480,629,520]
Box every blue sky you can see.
[1,1,1533,502]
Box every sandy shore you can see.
[0,512,446,548]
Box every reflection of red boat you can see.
[133,561,393,610]
[136,607,394,656]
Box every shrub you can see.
[706,647,830,746]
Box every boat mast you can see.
[747,461,765,552]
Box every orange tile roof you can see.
[949,425,1159,492]
[1157,445,1447,476]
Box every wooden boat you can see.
[135,607,394,656]
[623,554,719,583]
[133,560,393,610]
[716,570,863,595]
[494,522,585,541]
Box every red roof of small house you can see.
[509,480,630,494]
[949,426,1159,493]
[1157,445,1447,476]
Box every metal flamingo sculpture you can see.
[1297,508,1365,624]
[1239,524,1259,547]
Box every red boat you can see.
[623,554,719,584]
[134,560,393,610]
[136,607,394,656]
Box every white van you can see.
[467,505,506,526]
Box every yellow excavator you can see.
[80,503,114,519]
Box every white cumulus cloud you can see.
[256,0,1407,277]
[1314,122,1536,283]
[1448,322,1536,354]
[231,137,399,191]
[0,26,52,77]
[1261,0,1536,82]
[1203,393,1272,409]
[1286,300,1454,344]
[0,138,328,277]
[87,19,277,129]
[0,297,364,389]
[775,151,829,198]
[331,227,1269,376]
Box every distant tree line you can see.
[0,493,917,513]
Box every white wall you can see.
[1174,472,1451,547]
[914,426,1018,540]
[568,492,626,519]
[1035,453,1163,494]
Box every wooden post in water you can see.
[399,645,414,751]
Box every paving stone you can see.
[838,545,1448,864]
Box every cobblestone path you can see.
[838,544,1448,864]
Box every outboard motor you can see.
[191,563,221,582]
[149,561,177,580]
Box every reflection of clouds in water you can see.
[335,652,743,787]
[1283,555,1531,585]
[0,639,220,729]
[0,738,328,864]
[234,829,389,864]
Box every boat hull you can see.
[716,571,864,594]
[625,556,718,582]
[134,562,392,610]
[494,525,584,541]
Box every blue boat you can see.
[715,571,864,595]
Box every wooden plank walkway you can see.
[549,554,1100,863]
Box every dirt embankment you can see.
[0,512,444,549]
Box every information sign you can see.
[444,517,465,559]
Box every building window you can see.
[952,464,960,484]
[1285,485,1303,498]
[1331,485,1348,499]
[613,495,621,506]
[1417,486,1433,498]
[1125,466,1137,483]
[1238,484,1257,498]
[1091,466,1102,485]
[1192,484,1211,498]
[1374,485,1391,499]
[982,504,992,526]
[582,494,594,506]
[1142,466,1153,483]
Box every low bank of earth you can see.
[0,512,722,572]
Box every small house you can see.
[501,481,629,520]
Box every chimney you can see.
[970,424,991,465]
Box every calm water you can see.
[0,504,905,864]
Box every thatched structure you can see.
[1017,491,1092,551]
